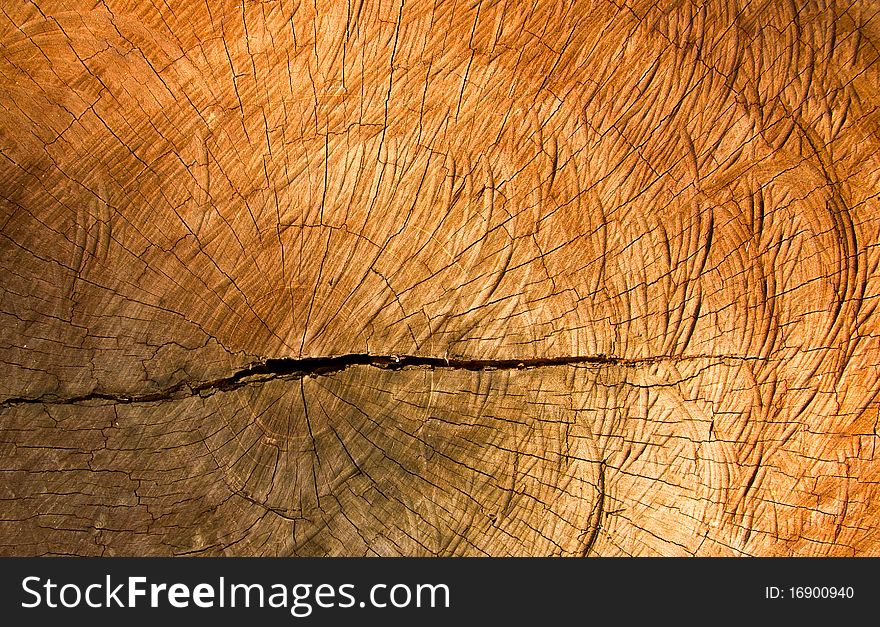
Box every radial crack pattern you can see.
[1,0,879,556]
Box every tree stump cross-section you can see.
[1,0,879,556]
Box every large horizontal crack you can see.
[1,352,758,408]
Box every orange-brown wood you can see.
[1,0,879,555]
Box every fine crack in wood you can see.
[0,352,763,407]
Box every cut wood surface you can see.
[1,0,879,555]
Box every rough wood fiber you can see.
[1,0,879,556]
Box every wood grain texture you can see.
[1,0,879,556]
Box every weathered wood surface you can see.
[1,0,879,556]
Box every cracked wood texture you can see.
[1,0,880,556]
